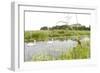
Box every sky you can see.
[25,12,91,31]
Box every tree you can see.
[40,26,48,30]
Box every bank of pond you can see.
[24,36,90,61]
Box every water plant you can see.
[32,53,54,61]
[59,40,90,60]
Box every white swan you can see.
[48,38,53,43]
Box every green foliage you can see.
[40,24,90,30]
[49,25,71,30]
[59,41,90,60]
[40,26,48,30]
[25,23,90,42]
[24,31,49,42]
[24,30,90,42]
[31,31,49,41]
[24,32,31,42]
[32,53,54,61]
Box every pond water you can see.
[24,36,89,61]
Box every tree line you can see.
[40,24,90,30]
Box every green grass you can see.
[24,30,49,42]
[24,30,90,42]
[59,40,90,60]
[32,53,54,61]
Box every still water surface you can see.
[24,40,77,61]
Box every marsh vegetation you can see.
[24,24,90,61]
[25,24,90,42]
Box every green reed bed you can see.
[59,40,90,60]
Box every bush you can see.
[32,31,48,41]
[59,41,90,60]
[24,32,31,42]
